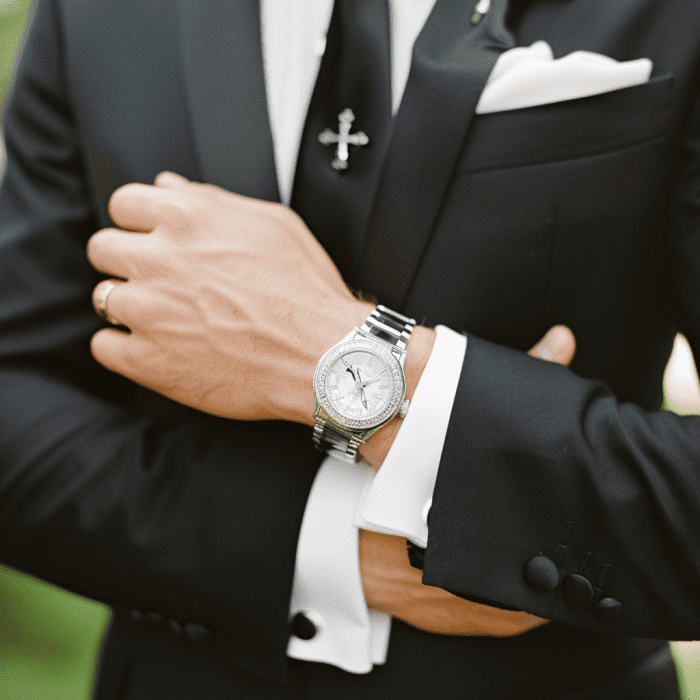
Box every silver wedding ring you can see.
[93,279,122,325]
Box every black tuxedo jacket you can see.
[0,0,696,697]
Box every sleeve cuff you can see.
[355,325,467,547]
[287,456,392,673]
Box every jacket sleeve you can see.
[421,85,700,641]
[0,0,320,684]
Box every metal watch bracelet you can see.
[312,305,416,460]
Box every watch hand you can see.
[345,366,356,381]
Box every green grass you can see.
[0,0,32,106]
[0,567,109,699]
[1,3,700,697]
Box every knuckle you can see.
[274,202,301,226]
[197,181,225,198]
[109,183,142,216]
[160,193,203,232]
[113,286,134,320]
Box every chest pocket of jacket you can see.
[403,75,676,352]
[454,74,674,175]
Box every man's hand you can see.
[360,529,548,636]
[88,172,372,424]
[360,324,576,636]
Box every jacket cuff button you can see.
[593,597,622,621]
[184,622,212,643]
[524,556,559,591]
[563,574,594,607]
[168,618,184,635]
[128,608,145,622]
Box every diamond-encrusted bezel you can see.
[313,338,405,430]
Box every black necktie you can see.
[290,0,392,283]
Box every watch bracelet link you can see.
[312,421,364,458]
[359,305,415,352]
[313,305,416,460]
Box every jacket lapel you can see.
[354,0,515,310]
[176,0,280,201]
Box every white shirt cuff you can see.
[287,456,391,673]
[355,325,467,547]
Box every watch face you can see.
[315,339,405,430]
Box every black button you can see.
[563,574,594,607]
[524,556,559,592]
[146,611,164,623]
[128,608,145,622]
[184,622,212,643]
[594,597,622,622]
[168,618,183,635]
[291,612,317,641]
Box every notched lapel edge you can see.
[175,0,280,201]
[355,0,516,311]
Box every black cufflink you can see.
[291,611,322,641]
[407,540,426,569]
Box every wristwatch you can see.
[312,305,416,461]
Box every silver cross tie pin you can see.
[318,108,369,171]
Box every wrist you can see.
[284,298,374,427]
[359,325,436,467]
[299,302,434,459]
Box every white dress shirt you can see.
[260,0,468,673]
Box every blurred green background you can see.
[1,1,700,698]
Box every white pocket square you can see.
[476,41,653,114]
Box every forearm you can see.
[359,529,547,636]
[423,334,700,640]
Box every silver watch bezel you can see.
[313,336,406,431]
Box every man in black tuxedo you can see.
[0,0,698,697]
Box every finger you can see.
[155,171,231,205]
[87,227,146,278]
[111,182,204,238]
[109,183,164,231]
[154,171,191,189]
[155,172,307,238]
[528,325,576,366]
[157,172,274,214]
[91,278,143,330]
[157,175,346,290]
[91,326,145,378]
[156,172,300,227]
[92,278,125,325]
